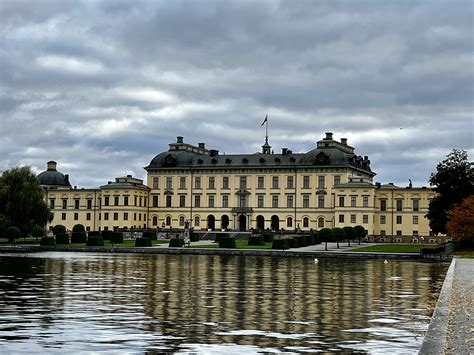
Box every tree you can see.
[332,228,346,249]
[5,226,20,245]
[53,225,67,235]
[318,228,334,251]
[343,226,355,247]
[31,226,44,241]
[446,195,474,243]
[354,225,366,245]
[72,224,85,233]
[0,167,51,236]
[427,149,473,235]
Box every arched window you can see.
[303,217,309,228]
[318,217,324,228]
[179,216,185,226]
[287,217,293,228]
[194,216,200,227]
[166,216,171,226]
[152,216,158,226]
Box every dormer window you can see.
[226,158,232,164]
[211,158,217,164]
[197,159,203,164]
[274,157,281,163]
[259,158,265,164]
[242,158,248,164]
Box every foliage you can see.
[135,237,152,247]
[305,233,315,245]
[427,149,473,234]
[0,167,50,236]
[87,237,104,246]
[248,235,265,246]
[56,233,69,244]
[40,237,56,246]
[218,237,236,248]
[262,231,274,243]
[110,232,124,244]
[319,228,334,251]
[71,232,87,243]
[214,233,228,242]
[272,239,289,250]
[332,228,346,248]
[142,231,157,240]
[295,235,307,247]
[169,238,184,247]
[72,224,85,233]
[446,195,474,242]
[343,226,355,246]
[31,226,44,239]
[88,231,100,237]
[5,226,21,244]
[354,226,366,241]
[101,230,113,240]
[0,214,11,237]
[53,224,66,235]
[190,232,199,242]
[288,238,299,248]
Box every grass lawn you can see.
[191,240,273,250]
[350,244,432,253]
[452,249,474,258]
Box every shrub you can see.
[272,239,290,250]
[305,233,315,245]
[354,225,366,242]
[214,233,228,242]
[219,237,236,248]
[31,226,44,240]
[248,235,265,246]
[52,224,66,235]
[311,230,321,244]
[40,237,56,246]
[87,237,104,246]
[88,231,101,237]
[72,224,85,233]
[71,232,87,243]
[110,232,123,244]
[296,235,308,247]
[332,228,346,248]
[319,228,335,251]
[135,237,152,247]
[142,231,157,240]
[343,226,356,246]
[190,232,200,242]
[101,230,113,240]
[56,233,69,244]
[288,238,300,248]
[5,226,21,244]
[262,232,274,243]
[169,238,184,247]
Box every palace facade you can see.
[38,132,443,242]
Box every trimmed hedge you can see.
[40,237,56,246]
[305,233,315,245]
[110,232,123,244]
[72,224,85,233]
[219,237,236,248]
[288,238,299,248]
[262,232,274,243]
[190,232,200,242]
[214,233,228,242]
[169,238,184,247]
[272,239,290,250]
[295,236,308,247]
[248,235,265,246]
[31,226,44,239]
[88,231,100,237]
[71,232,87,243]
[52,224,66,236]
[87,236,104,246]
[101,230,113,240]
[142,231,157,240]
[135,237,152,247]
[56,233,69,244]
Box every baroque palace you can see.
[37,132,442,242]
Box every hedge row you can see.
[219,237,236,248]
[248,235,265,246]
[56,233,69,245]
[169,238,184,247]
[135,238,152,247]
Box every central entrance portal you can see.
[239,215,247,231]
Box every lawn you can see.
[350,244,431,253]
[191,240,273,250]
[452,249,474,258]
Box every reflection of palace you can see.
[38,132,444,241]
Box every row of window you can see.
[379,199,420,211]
[152,175,341,190]
[338,196,370,207]
[338,214,370,224]
[380,230,421,236]
[50,195,147,209]
[57,212,147,222]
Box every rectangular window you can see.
[74,199,80,209]
[413,230,419,236]
[222,176,229,189]
[239,195,247,208]
[152,177,159,189]
[87,199,92,209]
[287,218,292,228]
[152,195,158,207]
[179,195,185,208]
[318,195,325,208]
[138,213,141,221]
[124,212,128,221]
[339,196,345,207]
[363,215,368,224]
[62,199,68,209]
[287,176,294,189]
[380,230,386,236]
[272,195,279,208]
[396,230,402,236]
[134,196,137,206]
[413,199,419,212]
[139,196,142,207]
[272,176,279,189]
[222,195,229,208]
[413,215,419,224]
[380,199,387,211]
[363,196,369,207]
[114,196,119,206]
[351,214,356,224]
[318,176,325,189]
[396,199,403,211]
[303,195,310,208]
[339,214,344,223]
[351,196,356,207]
[396,215,402,224]
[195,177,201,189]
[133,213,136,220]
[208,195,215,208]
[257,176,265,189]
[99,213,101,221]
[50,199,55,209]
[209,177,215,189]
[104,213,109,221]
[166,195,172,208]
[86,212,91,221]
[380,215,386,224]
[287,195,294,208]
[257,195,264,208]
[104,196,109,206]
[179,177,186,189]
[166,177,173,189]
[113,213,118,221]
[239,176,247,189]
[195,195,201,208]
[74,213,78,221]
[334,175,341,186]
[303,176,310,189]
[62,213,66,220]
[124,196,129,206]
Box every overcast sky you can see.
[1,0,472,188]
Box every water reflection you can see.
[0,253,447,353]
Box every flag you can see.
[261,115,268,126]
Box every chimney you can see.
[198,143,205,149]
[47,161,57,170]
[364,156,368,160]
[210,149,219,157]
[341,138,347,145]
[375,182,381,188]
[64,174,70,185]
[324,132,333,140]
[282,148,288,155]
[176,136,184,144]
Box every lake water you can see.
[0,252,448,353]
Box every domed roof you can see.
[299,148,350,165]
[37,161,71,188]
[146,150,197,169]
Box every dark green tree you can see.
[5,226,20,245]
[0,167,50,236]
[31,226,44,241]
[354,225,366,245]
[319,228,334,251]
[72,224,85,233]
[427,149,473,235]
[53,224,67,235]
[343,226,355,247]
[332,228,345,249]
